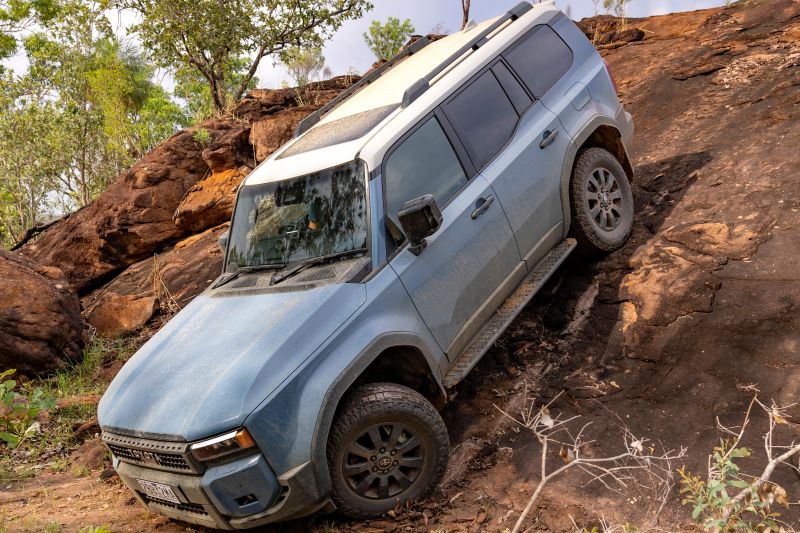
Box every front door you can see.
[383,115,520,355]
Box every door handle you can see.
[470,195,495,219]
[539,128,559,149]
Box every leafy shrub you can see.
[0,369,55,448]
[192,127,211,146]
[679,439,784,531]
[79,527,112,533]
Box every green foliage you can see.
[0,0,188,247]
[0,369,55,449]
[0,0,59,59]
[282,46,325,87]
[173,55,257,121]
[679,439,782,531]
[192,127,211,146]
[78,527,111,533]
[118,0,372,111]
[363,16,415,61]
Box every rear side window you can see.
[445,70,519,169]
[384,117,467,230]
[504,25,573,98]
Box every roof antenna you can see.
[463,19,477,30]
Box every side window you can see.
[492,62,532,115]
[384,117,467,238]
[445,70,519,169]
[504,25,573,98]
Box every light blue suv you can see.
[98,1,635,529]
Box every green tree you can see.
[363,16,415,61]
[22,0,187,208]
[117,0,372,112]
[0,74,64,246]
[282,47,325,87]
[0,0,189,247]
[174,56,258,122]
[0,0,58,59]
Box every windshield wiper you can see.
[212,263,286,289]
[271,248,368,286]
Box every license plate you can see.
[137,479,180,504]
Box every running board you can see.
[442,238,577,388]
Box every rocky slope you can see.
[5,0,800,529]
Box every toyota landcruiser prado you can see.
[98,1,635,528]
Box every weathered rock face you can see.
[173,168,247,232]
[0,250,87,375]
[85,294,159,338]
[82,223,229,332]
[199,121,251,173]
[20,129,209,294]
[250,107,316,163]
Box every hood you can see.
[98,283,366,441]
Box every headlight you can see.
[190,428,256,462]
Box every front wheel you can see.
[327,383,449,518]
[569,147,634,253]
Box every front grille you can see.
[103,432,200,473]
[107,444,191,470]
[141,494,208,516]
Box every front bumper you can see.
[107,432,329,530]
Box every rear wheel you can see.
[569,147,634,253]
[327,383,449,518]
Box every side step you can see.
[442,238,577,388]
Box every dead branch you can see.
[495,387,685,533]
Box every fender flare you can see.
[308,331,444,496]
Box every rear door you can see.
[442,60,568,267]
[385,115,520,356]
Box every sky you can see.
[257,0,726,88]
[4,0,727,91]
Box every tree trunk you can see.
[461,0,471,29]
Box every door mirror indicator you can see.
[397,194,443,255]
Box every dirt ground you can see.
[4,1,800,531]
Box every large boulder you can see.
[82,223,229,333]
[0,250,87,376]
[250,107,315,163]
[20,128,209,294]
[173,167,248,232]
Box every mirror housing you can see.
[397,194,442,255]
[217,230,229,253]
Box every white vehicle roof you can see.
[245,1,561,186]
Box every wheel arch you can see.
[559,117,633,238]
[309,333,445,501]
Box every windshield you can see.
[226,160,368,272]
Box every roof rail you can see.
[294,36,432,138]
[401,1,533,108]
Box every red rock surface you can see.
[84,293,159,337]
[173,167,247,232]
[0,250,87,375]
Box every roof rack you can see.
[402,1,532,108]
[294,36,432,138]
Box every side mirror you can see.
[217,230,229,253]
[397,194,442,255]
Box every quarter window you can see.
[384,117,467,233]
[445,70,519,169]
[504,25,573,98]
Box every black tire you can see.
[327,383,449,519]
[569,147,634,253]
